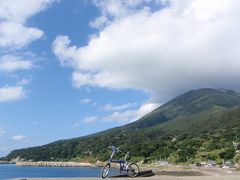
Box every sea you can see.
[0,164,118,179]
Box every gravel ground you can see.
[17,166,240,180]
[17,176,240,180]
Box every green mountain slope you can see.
[128,88,240,129]
[6,88,240,164]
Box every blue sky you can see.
[0,0,159,157]
[1,0,240,157]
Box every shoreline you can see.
[16,161,93,167]
[10,162,240,180]
[13,161,240,178]
[14,161,240,173]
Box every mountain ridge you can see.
[6,88,240,164]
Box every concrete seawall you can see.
[16,161,92,167]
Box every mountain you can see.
[6,88,240,164]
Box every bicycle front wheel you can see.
[127,162,139,177]
[101,163,110,178]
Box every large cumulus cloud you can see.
[53,0,240,102]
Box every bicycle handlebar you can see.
[108,146,121,152]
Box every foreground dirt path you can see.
[17,166,240,180]
[17,176,240,180]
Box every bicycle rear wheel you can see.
[101,163,110,178]
[127,162,139,177]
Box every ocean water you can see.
[0,164,118,179]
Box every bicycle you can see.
[101,146,139,178]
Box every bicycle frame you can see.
[101,146,139,178]
[108,146,130,172]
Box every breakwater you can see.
[0,161,14,164]
[16,161,92,167]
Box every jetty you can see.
[16,161,92,167]
[0,160,14,164]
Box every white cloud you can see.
[18,78,32,86]
[74,102,151,126]
[0,0,57,23]
[0,0,57,48]
[0,22,43,48]
[0,55,33,72]
[102,103,159,124]
[80,98,97,106]
[90,0,164,28]
[73,116,98,127]
[82,116,98,124]
[73,122,81,128]
[80,98,92,104]
[0,0,58,102]
[12,134,29,141]
[53,0,240,102]
[90,15,108,29]
[0,86,26,102]
[101,102,137,112]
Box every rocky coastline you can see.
[16,161,93,167]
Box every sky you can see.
[0,0,240,157]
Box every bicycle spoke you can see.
[127,163,139,177]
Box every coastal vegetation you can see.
[6,88,240,165]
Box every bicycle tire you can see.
[101,163,110,178]
[127,162,139,177]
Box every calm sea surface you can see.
[0,164,118,179]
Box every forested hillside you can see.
[6,89,240,164]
